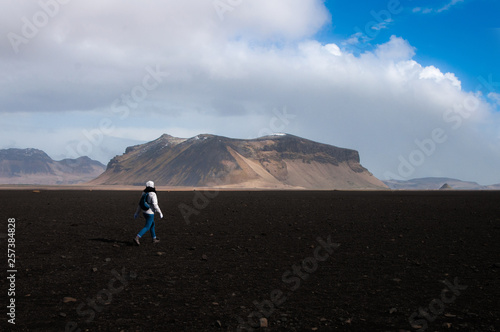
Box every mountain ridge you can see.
[0,148,105,185]
[383,177,500,190]
[91,133,388,190]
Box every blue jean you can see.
[137,213,156,238]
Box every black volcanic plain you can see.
[0,190,499,331]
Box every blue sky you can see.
[0,0,499,185]
[320,0,500,92]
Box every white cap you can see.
[146,180,154,188]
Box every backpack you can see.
[139,192,151,210]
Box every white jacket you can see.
[135,191,163,216]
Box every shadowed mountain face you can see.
[0,148,105,185]
[91,134,387,189]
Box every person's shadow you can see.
[90,238,134,246]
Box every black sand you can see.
[1,190,499,331]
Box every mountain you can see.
[90,133,388,190]
[383,177,498,190]
[0,148,106,185]
[439,183,453,190]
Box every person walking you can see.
[133,181,163,245]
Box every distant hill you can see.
[383,177,500,190]
[91,133,388,190]
[0,148,105,185]
[439,183,453,190]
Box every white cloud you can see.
[419,66,462,90]
[488,92,500,105]
[221,0,331,40]
[437,0,465,13]
[0,1,499,184]
[371,19,393,31]
[324,43,342,56]
[374,35,416,61]
[343,31,371,47]
[413,0,465,14]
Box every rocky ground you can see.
[0,190,499,331]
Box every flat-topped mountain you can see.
[0,148,105,185]
[91,134,387,190]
